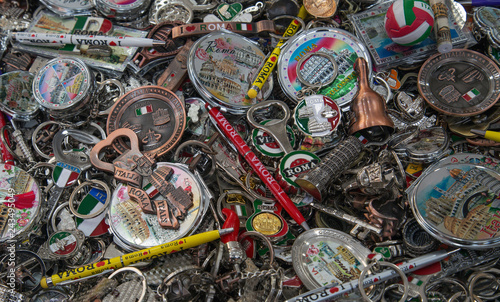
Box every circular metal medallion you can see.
[107,86,186,156]
[33,57,94,118]
[279,150,321,188]
[418,49,500,117]
[303,0,337,18]
[187,31,272,114]
[278,27,372,108]
[251,212,283,236]
[0,71,39,120]
[293,95,341,137]
[0,164,42,243]
[48,231,80,256]
[292,228,370,291]
[108,163,209,250]
[407,153,500,249]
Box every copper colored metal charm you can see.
[107,86,186,156]
[418,49,500,117]
[303,0,337,18]
[349,57,394,141]
[90,128,156,187]
[156,39,194,91]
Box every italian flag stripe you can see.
[143,183,159,198]
[136,105,153,116]
[49,234,77,253]
[53,166,80,187]
[77,211,108,236]
[230,205,247,216]
[462,88,479,101]
[408,276,423,286]
[354,133,368,144]
[236,23,252,31]
[75,188,108,237]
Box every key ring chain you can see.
[269,15,306,41]
[69,179,111,219]
[108,267,147,302]
[296,51,338,89]
[358,261,409,302]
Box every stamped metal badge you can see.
[418,49,500,117]
[107,86,186,156]
[293,95,341,137]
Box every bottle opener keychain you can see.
[246,100,321,196]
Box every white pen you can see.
[11,32,165,48]
[286,249,460,302]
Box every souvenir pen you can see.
[206,104,311,230]
[12,32,166,47]
[40,228,233,288]
[246,6,308,99]
[471,129,500,143]
[286,249,460,302]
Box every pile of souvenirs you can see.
[1,0,500,300]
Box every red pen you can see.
[206,104,310,230]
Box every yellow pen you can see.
[40,228,233,288]
[471,129,500,143]
[246,6,308,99]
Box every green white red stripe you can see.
[135,105,153,116]
[408,276,423,286]
[354,132,369,144]
[49,232,77,255]
[230,204,247,216]
[75,188,109,237]
[143,183,159,198]
[53,162,81,187]
[462,88,479,101]
[236,23,252,30]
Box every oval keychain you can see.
[247,100,321,196]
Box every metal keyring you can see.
[468,272,500,301]
[305,18,340,30]
[69,179,111,219]
[154,2,193,24]
[374,75,392,103]
[108,267,147,302]
[31,120,72,159]
[245,170,278,203]
[426,277,469,301]
[216,189,255,222]
[173,139,217,176]
[358,261,409,302]
[269,15,305,40]
[239,231,274,267]
[51,201,72,232]
[296,51,338,89]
